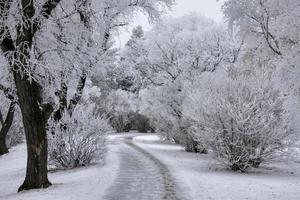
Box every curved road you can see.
[104,136,182,200]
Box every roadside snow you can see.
[133,134,300,200]
[133,135,161,142]
[0,140,119,200]
[1,134,299,200]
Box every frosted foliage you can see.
[222,0,300,46]
[185,76,291,171]
[127,14,238,86]
[222,0,300,147]
[104,89,138,132]
[140,84,183,139]
[0,0,174,102]
[222,0,300,66]
[48,104,112,169]
[97,0,174,25]
[133,14,240,148]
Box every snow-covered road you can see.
[1,134,299,200]
[104,136,182,200]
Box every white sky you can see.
[114,0,225,47]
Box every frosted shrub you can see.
[182,119,208,153]
[192,79,291,171]
[48,105,112,169]
[109,113,131,133]
[151,117,175,141]
[131,113,151,133]
[105,90,137,133]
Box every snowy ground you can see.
[133,134,300,200]
[0,141,119,200]
[1,133,300,200]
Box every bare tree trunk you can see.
[15,0,54,191]
[54,73,68,121]
[102,29,110,52]
[14,72,53,192]
[0,137,8,155]
[68,71,87,115]
[0,102,15,156]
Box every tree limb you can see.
[0,110,4,126]
[0,0,15,52]
[33,0,62,33]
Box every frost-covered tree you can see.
[0,0,173,191]
[123,14,241,151]
[0,0,63,191]
[104,89,138,132]
[89,0,175,132]
[222,0,299,56]
[222,0,300,150]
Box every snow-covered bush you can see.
[125,14,241,152]
[109,113,132,133]
[48,105,112,169]
[181,118,208,153]
[109,112,151,133]
[140,86,180,141]
[139,87,202,152]
[104,90,138,133]
[150,115,175,141]
[188,77,291,171]
[131,113,151,133]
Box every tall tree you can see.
[0,0,174,192]
[0,0,61,191]
[222,0,300,134]
[54,0,174,120]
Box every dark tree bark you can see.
[54,73,68,121]
[14,71,53,192]
[67,71,87,115]
[64,2,92,116]
[14,0,59,192]
[0,136,8,156]
[1,0,61,192]
[102,30,110,52]
[0,83,16,156]
[0,102,15,156]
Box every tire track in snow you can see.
[104,136,182,200]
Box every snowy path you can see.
[104,136,182,200]
[1,134,299,200]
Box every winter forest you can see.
[0,0,299,199]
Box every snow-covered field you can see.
[1,133,299,200]
[0,142,120,200]
[133,134,300,200]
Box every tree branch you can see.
[0,110,4,126]
[0,0,15,52]
[33,0,62,33]
[67,71,87,115]
[0,84,15,101]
